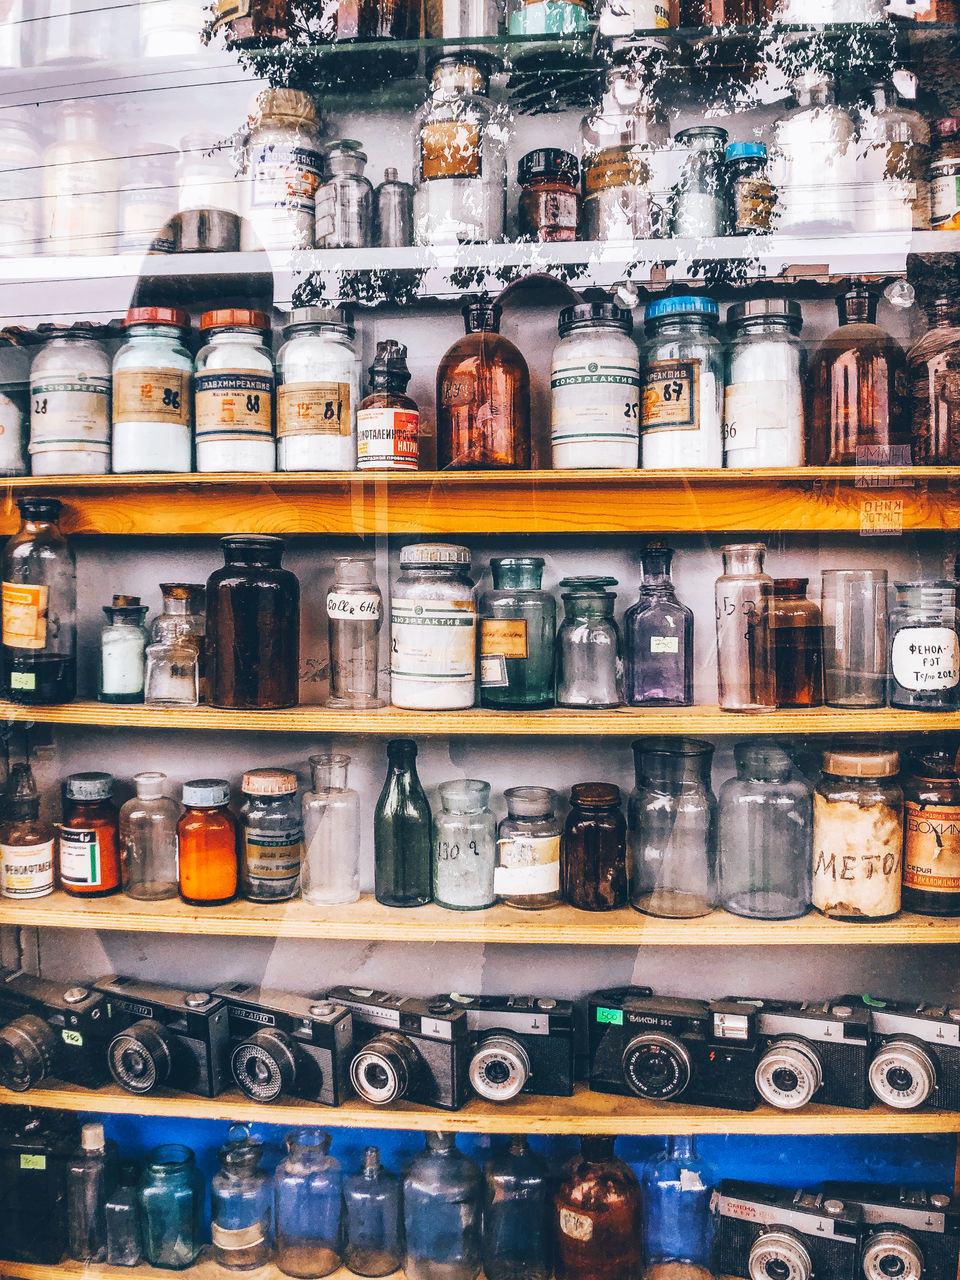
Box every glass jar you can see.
[556,580,623,709]
[718,742,812,919]
[628,737,717,918]
[0,337,29,475]
[144,618,200,708]
[495,785,562,910]
[302,753,361,905]
[888,580,960,711]
[105,1160,142,1267]
[599,0,674,37]
[424,0,499,38]
[771,73,857,235]
[481,1136,550,1280]
[315,140,374,249]
[99,595,148,704]
[178,131,242,253]
[433,779,496,911]
[390,543,477,710]
[358,340,419,471]
[59,772,121,899]
[772,578,823,709]
[624,541,693,707]
[275,1129,343,1279]
[855,80,930,233]
[139,1144,204,1271]
[669,125,728,238]
[206,535,300,710]
[402,1133,481,1280]
[550,301,640,469]
[240,768,303,903]
[119,771,179,902]
[41,101,117,256]
[641,297,723,469]
[118,145,179,255]
[723,299,804,468]
[112,308,193,474]
[326,555,383,708]
[726,141,776,235]
[563,783,627,912]
[413,56,505,246]
[517,149,581,243]
[0,111,41,260]
[194,309,275,474]
[480,556,555,710]
[276,308,359,472]
[909,297,960,464]
[902,750,960,917]
[509,0,589,37]
[374,738,433,908]
[153,584,206,695]
[344,1147,402,1279]
[641,1138,714,1275]
[931,116,960,231]
[821,568,888,708]
[29,328,111,475]
[211,1126,272,1271]
[554,1136,642,1280]
[375,170,415,249]
[0,762,55,901]
[813,749,903,922]
[715,543,776,714]
[242,88,322,253]
[178,778,238,906]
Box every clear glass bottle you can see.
[41,100,117,256]
[211,1126,272,1271]
[0,761,55,900]
[480,556,555,710]
[242,88,322,252]
[888,580,960,711]
[195,310,276,474]
[902,749,960,917]
[240,769,303,903]
[99,595,149,704]
[624,542,693,707]
[641,1137,714,1275]
[105,1160,142,1267]
[111,307,193,474]
[344,1146,402,1279]
[275,1129,343,1279]
[316,140,375,249]
[357,340,419,471]
[628,737,717,919]
[821,568,888,708]
[59,772,121,898]
[726,141,776,235]
[715,543,776,714]
[326,556,383,708]
[302,753,361,905]
[854,80,930,233]
[67,1123,117,1263]
[143,618,200,708]
[495,785,562,910]
[375,169,414,248]
[554,1135,642,1280]
[139,1144,204,1271]
[556,580,623,709]
[119,771,180,902]
[153,584,206,698]
[724,299,805,468]
[641,297,724,469]
[669,125,728,237]
[276,308,360,473]
[0,336,29,476]
[433,778,496,911]
[402,1133,482,1280]
[178,778,239,907]
[772,578,824,709]
[374,738,433,908]
[563,783,628,912]
[482,1136,550,1280]
[771,72,857,235]
[29,328,112,475]
[718,741,813,920]
[391,544,477,711]
[909,297,960,464]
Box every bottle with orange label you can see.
[276,308,359,472]
[479,557,555,709]
[357,341,419,472]
[58,772,121,898]
[194,309,276,474]
[111,308,193,475]
[902,749,960,917]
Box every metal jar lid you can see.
[517,148,580,187]
[283,306,355,337]
[821,749,900,778]
[242,769,298,797]
[400,543,471,568]
[64,772,113,801]
[558,301,632,337]
[182,778,231,807]
[726,298,803,333]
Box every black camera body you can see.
[327,986,470,1111]
[588,986,759,1111]
[0,972,111,1092]
[826,1183,960,1280]
[712,1179,863,1280]
[214,982,353,1106]
[865,999,960,1111]
[95,975,230,1099]
[442,993,575,1101]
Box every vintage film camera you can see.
[441,993,574,1101]
[825,1183,960,1280]
[865,999,960,1110]
[712,1179,863,1280]
[0,971,111,1092]
[327,986,470,1111]
[95,975,230,1098]
[214,982,353,1106]
[588,986,759,1110]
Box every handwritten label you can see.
[891,626,960,691]
[327,591,381,621]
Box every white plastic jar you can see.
[551,301,640,469]
[242,88,322,253]
[29,328,112,475]
[112,307,193,474]
[276,308,359,471]
[640,295,723,470]
[391,543,477,710]
[195,309,276,474]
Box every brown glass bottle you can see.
[554,1136,642,1280]
[211,0,290,45]
[562,784,627,911]
[902,749,960,916]
[908,297,960,463]
[807,285,911,466]
[357,340,419,471]
[177,779,239,907]
[436,303,531,470]
[678,0,773,20]
[357,0,419,38]
[772,578,824,709]
[58,773,121,899]
[206,536,300,710]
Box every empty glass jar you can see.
[343,1146,401,1279]
[302,753,361,906]
[139,1145,203,1271]
[821,568,888,708]
[556,579,623,709]
[479,557,555,710]
[275,1129,343,1279]
[119,771,179,902]
[211,1126,272,1271]
[715,543,775,713]
[402,1133,481,1280]
[326,556,383,709]
[433,779,496,911]
[495,786,562,910]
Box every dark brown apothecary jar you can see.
[205,535,300,710]
[902,748,960,917]
[562,782,627,911]
[772,577,823,709]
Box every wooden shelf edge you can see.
[0,1262,403,1280]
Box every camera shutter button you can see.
[932,1194,951,1208]
[832,1006,852,1019]
[63,987,89,1004]
[310,1001,335,1017]
[949,1009,960,1022]
[537,999,557,1010]
[823,1199,845,1215]
[185,993,211,1008]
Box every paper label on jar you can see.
[2,582,48,650]
[211,0,251,28]
[559,1208,593,1242]
[494,836,561,894]
[30,377,110,450]
[244,831,302,889]
[904,801,960,892]
[551,360,640,447]
[641,360,700,433]
[420,122,481,181]
[57,828,103,888]
[211,1222,268,1250]
[812,794,903,918]
[249,145,320,214]
[357,407,419,469]
[278,382,351,438]
[0,838,54,898]
[481,619,528,660]
[583,147,650,193]
[114,368,190,426]
[891,626,960,691]
[650,635,679,654]
[195,369,274,443]
[327,591,382,621]
[391,597,476,686]
[931,167,960,229]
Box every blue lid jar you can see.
[644,296,720,329]
[725,141,767,164]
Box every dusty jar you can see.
[240,768,303,903]
[276,308,359,472]
[29,328,111,475]
[195,309,275,474]
[390,543,477,710]
[242,88,322,252]
[112,307,193,474]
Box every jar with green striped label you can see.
[550,302,640,469]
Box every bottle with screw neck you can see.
[376,168,414,247]
[357,340,419,471]
[343,1146,402,1277]
[402,1132,482,1280]
[67,1122,118,1263]
[0,761,55,900]
[482,1135,551,1280]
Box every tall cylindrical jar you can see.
[479,556,555,710]
[59,772,121,899]
[563,783,627,912]
[723,300,805,468]
[112,307,193,474]
[119,771,180,902]
[242,89,322,252]
[29,329,112,475]
[343,1146,402,1278]
[275,1129,343,1279]
[177,778,238,907]
[715,543,776,713]
[276,309,359,472]
[195,309,276,474]
[41,100,117,256]
[550,302,640,469]
[821,568,888,708]
[327,556,383,708]
[640,297,723,469]
[302,753,361,906]
[211,1127,272,1271]
[402,1133,481,1280]
[433,778,496,911]
[888,580,960,711]
[0,110,41,259]
[390,543,477,710]
[240,768,303,903]
[99,594,148,703]
[495,785,562,910]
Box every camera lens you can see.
[350,1031,420,1106]
[755,1039,823,1110]
[749,1230,813,1280]
[862,1230,924,1280]
[231,1029,299,1102]
[469,1034,531,1102]
[868,1040,936,1110]
[0,1015,59,1092]
[107,1019,173,1095]
[621,1033,691,1100]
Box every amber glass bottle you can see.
[554,1136,642,1280]
[177,779,239,907]
[436,303,531,470]
[562,784,628,911]
[807,285,911,465]
[902,749,960,917]
[908,297,960,464]
[212,0,291,45]
[58,773,121,898]
[772,578,823,709]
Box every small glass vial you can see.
[242,88,322,252]
[195,309,276,474]
[275,1129,344,1279]
[276,308,360,473]
[211,1126,272,1271]
[517,149,581,243]
[556,579,623,709]
[726,142,776,234]
[495,785,562,910]
[178,778,238,907]
[375,169,414,248]
[433,779,496,911]
[480,556,555,710]
[240,768,303,903]
[29,327,112,475]
[624,542,693,707]
[669,125,729,237]
[888,580,960,711]
[902,750,960,917]
[68,1122,117,1263]
[357,340,419,472]
[641,297,724,469]
[715,543,776,714]
[563,783,627,912]
[772,578,823,709]
[144,618,200,708]
[813,749,903,922]
[99,595,148,704]
[316,140,375,249]
[0,762,55,900]
[344,1146,402,1279]
[723,299,805,468]
[59,772,121,898]
[140,1145,204,1271]
[391,543,477,710]
[111,307,193,474]
[105,1160,142,1267]
[326,555,384,709]
[119,771,179,902]
[302,753,361,906]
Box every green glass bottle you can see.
[374,738,433,908]
[479,557,556,710]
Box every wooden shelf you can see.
[0,1260,402,1280]
[4,891,958,946]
